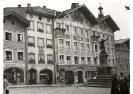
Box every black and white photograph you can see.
[1,0,131,94]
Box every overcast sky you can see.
[2,0,130,40]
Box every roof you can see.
[115,38,130,44]
[96,15,120,32]
[4,11,30,27]
[57,4,98,26]
[4,7,56,19]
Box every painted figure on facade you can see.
[99,38,108,52]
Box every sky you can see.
[2,0,130,40]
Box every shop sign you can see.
[4,63,25,67]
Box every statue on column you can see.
[99,38,108,52]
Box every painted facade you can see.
[3,11,29,85]
[55,3,119,84]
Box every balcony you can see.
[29,59,35,64]
[28,42,35,47]
[46,44,52,48]
[39,59,45,64]
[91,35,100,43]
[37,29,44,33]
[47,60,54,64]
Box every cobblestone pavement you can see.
[9,87,111,94]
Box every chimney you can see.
[71,3,79,9]
[27,3,31,10]
[18,4,21,8]
[54,10,56,16]
[43,5,46,9]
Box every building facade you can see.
[115,38,130,79]
[54,3,119,84]
[3,11,30,85]
[4,4,56,84]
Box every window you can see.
[100,33,103,39]
[60,55,64,60]
[95,45,98,52]
[47,54,53,64]
[81,57,85,63]
[18,52,23,60]
[17,34,23,42]
[86,38,89,43]
[79,28,83,36]
[28,53,35,64]
[12,20,14,25]
[46,24,52,34]
[56,23,61,28]
[46,39,52,48]
[37,38,44,47]
[81,43,84,51]
[73,27,77,35]
[112,59,115,65]
[74,42,77,50]
[86,44,90,51]
[74,56,78,64]
[59,39,63,47]
[66,56,70,60]
[38,54,45,64]
[87,57,90,64]
[4,19,6,23]
[28,36,35,47]
[29,21,34,30]
[6,51,12,60]
[37,22,44,32]
[66,41,70,49]
[94,58,97,65]
[65,25,69,32]
[111,36,113,42]
[86,29,89,36]
[108,47,110,54]
[5,32,12,41]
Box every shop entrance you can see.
[65,71,74,85]
[77,71,83,83]
[28,69,37,85]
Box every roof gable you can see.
[57,4,98,26]
[115,38,130,44]
[4,11,30,27]
[97,15,120,32]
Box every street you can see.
[9,87,111,94]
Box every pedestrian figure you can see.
[48,77,52,86]
[4,74,9,94]
[123,77,129,94]
[119,72,129,94]
[111,74,120,94]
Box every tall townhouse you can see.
[4,4,56,84]
[115,38,130,79]
[3,11,30,85]
[55,3,120,84]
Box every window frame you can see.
[17,52,24,60]
[28,53,35,64]
[46,24,52,34]
[5,31,12,41]
[37,21,44,33]
[5,51,12,60]
[38,54,45,64]
[28,36,35,47]
[29,20,34,31]
[37,37,44,47]
[46,38,52,48]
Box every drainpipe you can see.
[52,16,56,84]
[25,27,28,85]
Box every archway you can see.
[39,69,53,84]
[77,71,83,83]
[4,67,24,85]
[65,71,74,85]
[28,69,37,85]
